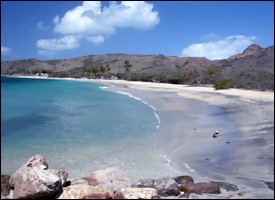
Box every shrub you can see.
[213,79,230,90]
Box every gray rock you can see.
[134,179,155,188]
[265,181,274,191]
[174,175,194,185]
[153,178,180,197]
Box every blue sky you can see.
[1,1,274,61]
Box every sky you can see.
[1,1,274,61]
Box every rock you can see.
[212,131,219,138]
[52,169,69,186]
[85,167,131,192]
[9,155,67,199]
[265,181,274,191]
[1,175,11,197]
[174,175,194,185]
[153,178,180,197]
[210,181,238,191]
[180,182,221,195]
[119,187,159,199]
[9,154,48,188]
[58,178,114,199]
[134,179,155,188]
[13,166,63,199]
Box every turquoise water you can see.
[1,77,171,180]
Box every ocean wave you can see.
[115,91,161,129]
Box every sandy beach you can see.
[4,75,274,198]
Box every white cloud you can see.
[37,21,50,30]
[54,1,159,35]
[37,1,159,56]
[87,35,104,45]
[36,35,80,55]
[1,46,11,56]
[181,35,257,60]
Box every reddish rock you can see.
[180,182,221,196]
[86,167,131,192]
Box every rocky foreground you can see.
[1,154,273,199]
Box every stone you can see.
[9,155,67,199]
[153,178,180,197]
[134,179,155,188]
[52,169,69,186]
[58,178,113,199]
[212,131,219,138]
[264,181,274,191]
[180,182,221,195]
[210,181,238,191]
[85,167,131,192]
[119,187,159,199]
[13,166,63,199]
[9,154,48,188]
[1,175,11,197]
[174,175,194,185]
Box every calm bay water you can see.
[1,77,173,180]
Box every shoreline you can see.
[2,75,274,198]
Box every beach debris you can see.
[212,131,219,138]
[210,181,238,191]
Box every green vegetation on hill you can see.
[1,44,274,90]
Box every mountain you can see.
[1,44,274,90]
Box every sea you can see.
[1,77,177,181]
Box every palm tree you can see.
[99,65,106,79]
[123,60,132,81]
[105,64,111,79]
[92,67,100,79]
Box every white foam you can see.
[99,86,109,89]
[115,91,161,129]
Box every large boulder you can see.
[153,178,180,197]
[119,187,159,199]
[9,155,68,199]
[9,154,48,188]
[85,167,131,193]
[58,179,111,199]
